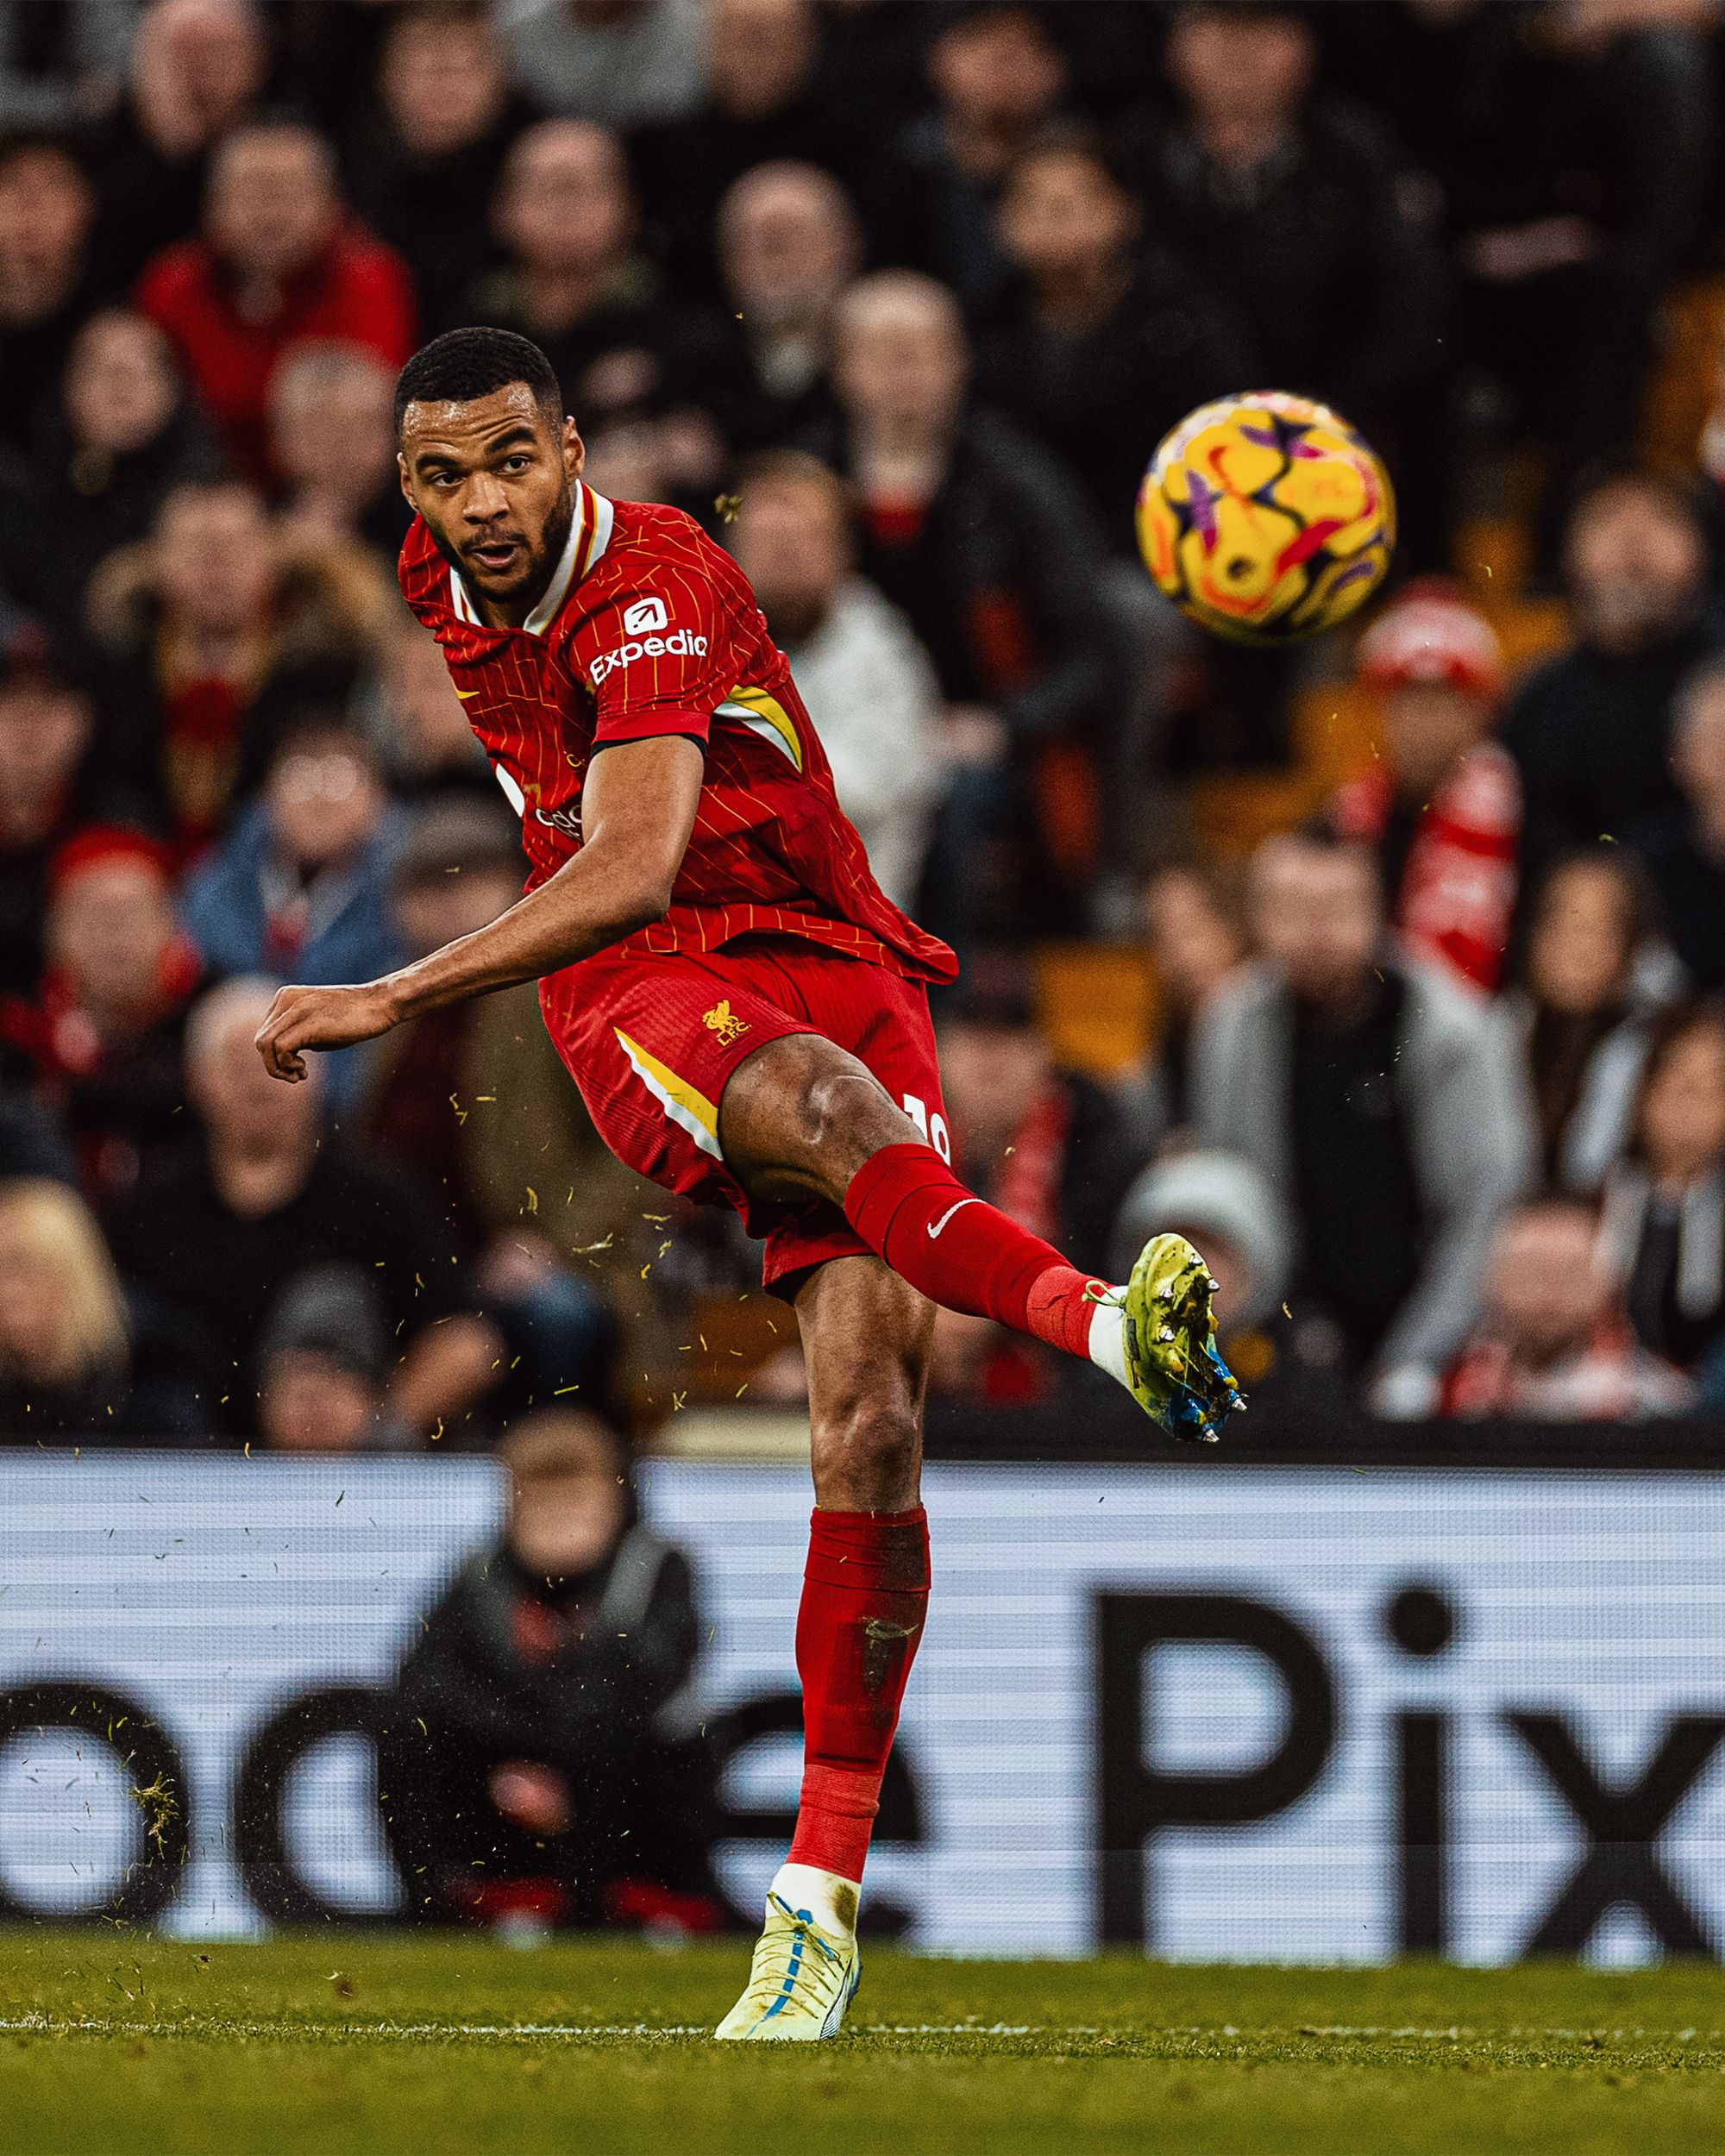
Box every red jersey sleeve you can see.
[567,559,731,751]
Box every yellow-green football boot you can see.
[1093,1232,1244,1442]
[713,1893,860,2041]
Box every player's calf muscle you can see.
[798,1260,931,1510]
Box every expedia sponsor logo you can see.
[590,627,708,686]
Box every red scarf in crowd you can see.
[1333,741,1521,994]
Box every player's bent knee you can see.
[799,1061,915,1169]
[722,1035,921,1210]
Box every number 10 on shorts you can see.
[902,1093,951,1163]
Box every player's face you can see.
[398,384,584,625]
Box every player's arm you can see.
[255,735,704,1081]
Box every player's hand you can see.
[254,981,402,1082]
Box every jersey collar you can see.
[449,481,615,635]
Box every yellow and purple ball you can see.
[1135,391,1396,644]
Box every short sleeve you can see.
[568,564,730,750]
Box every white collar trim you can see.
[448,483,613,634]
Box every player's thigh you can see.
[539,945,823,1213]
[794,1253,934,1513]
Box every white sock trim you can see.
[771,1861,860,1938]
[1087,1294,1130,1389]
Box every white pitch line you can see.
[0,2016,1039,2041]
[0,2015,1712,2044]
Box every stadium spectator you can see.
[0,4,134,130]
[631,0,855,298]
[361,799,563,1249]
[873,0,1070,310]
[470,117,705,464]
[0,309,224,640]
[1331,580,1519,998]
[925,956,1139,1400]
[380,1405,723,1933]
[85,478,392,849]
[1505,849,1674,1195]
[1113,1147,1321,1411]
[1325,0,1710,562]
[727,452,944,912]
[1194,830,1534,1414]
[809,270,1117,936]
[254,1263,418,1453]
[178,718,404,1025]
[1440,1197,1692,1422]
[1118,857,1249,1152]
[267,340,411,558]
[974,130,1245,540]
[499,0,706,133]
[135,118,417,483]
[0,1176,137,1438]
[0,127,98,454]
[1503,468,1717,894]
[1627,657,1725,994]
[359,800,654,1409]
[83,0,267,291]
[938,961,1138,1275]
[0,635,97,995]
[107,975,504,1440]
[3,825,200,1212]
[345,1,530,339]
[1126,0,1442,489]
[1599,1000,1725,1377]
[696,160,858,455]
[361,605,498,808]
[930,956,1139,1401]
[805,0,932,149]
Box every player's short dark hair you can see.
[393,328,565,435]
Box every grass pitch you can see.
[2,1932,1722,2155]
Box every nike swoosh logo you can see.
[927,1199,978,1240]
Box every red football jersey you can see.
[398,484,956,984]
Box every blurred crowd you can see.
[5,0,1725,1443]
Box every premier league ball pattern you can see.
[1136,391,1396,644]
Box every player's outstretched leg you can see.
[715,1257,932,2042]
[721,1036,1243,1442]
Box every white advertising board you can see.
[1,1455,1722,1964]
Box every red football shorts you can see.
[538,932,948,1296]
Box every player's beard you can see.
[433,483,577,617]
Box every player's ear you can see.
[397,449,415,509]
[563,417,585,482]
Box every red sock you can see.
[787,1505,930,1883]
[844,1142,1101,1359]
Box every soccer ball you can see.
[1135,391,1396,644]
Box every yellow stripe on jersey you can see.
[615,1028,723,1158]
[716,683,803,772]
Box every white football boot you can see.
[712,1890,860,2041]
